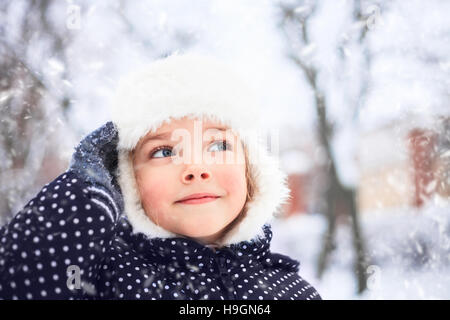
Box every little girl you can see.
[0,53,321,300]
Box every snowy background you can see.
[1,0,449,299]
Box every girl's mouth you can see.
[176,195,220,205]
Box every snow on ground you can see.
[270,197,450,299]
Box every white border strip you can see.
[87,186,119,220]
[91,198,115,223]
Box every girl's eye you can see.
[208,140,232,152]
[150,140,231,159]
[150,146,174,159]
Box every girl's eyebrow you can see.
[206,126,228,131]
[140,132,172,148]
[205,127,228,132]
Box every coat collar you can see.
[118,219,274,265]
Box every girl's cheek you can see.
[137,170,172,207]
[217,165,247,195]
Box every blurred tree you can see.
[0,0,198,224]
[434,116,450,199]
[0,0,73,223]
[277,0,380,293]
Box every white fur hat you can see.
[111,53,291,246]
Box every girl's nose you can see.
[181,166,211,184]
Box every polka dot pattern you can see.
[0,169,321,300]
[0,171,116,300]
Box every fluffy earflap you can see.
[112,53,291,246]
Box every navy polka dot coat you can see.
[0,122,321,300]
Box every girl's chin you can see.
[178,225,225,239]
[182,229,222,238]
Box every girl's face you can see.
[132,116,247,245]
